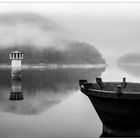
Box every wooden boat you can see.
[79,78,140,137]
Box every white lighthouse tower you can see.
[9,51,24,100]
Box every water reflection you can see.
[10,68,23,100]
[118,63,140,78]
[118,52,140,78]
[0,66,105,115]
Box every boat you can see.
[79,77,140,137]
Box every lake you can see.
[0,63,105,138]
[0,57,139,138]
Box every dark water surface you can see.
[0,66,105,137]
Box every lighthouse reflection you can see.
[9,51,24,100]
[0,66,105,115]
[10,73,23,100]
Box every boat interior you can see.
[80,78,140,93]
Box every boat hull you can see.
[88,95,140,137]
[80,81,140,137]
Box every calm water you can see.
[0,64,105,138]
[0,61,139,137]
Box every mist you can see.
[0,13,105,67]
[118,52,140,78]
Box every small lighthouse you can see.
[9,51,24,100]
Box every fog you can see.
[0,13,64,49]
[118,52,140,78]
[0,13,105,67]
[0,3,139,137]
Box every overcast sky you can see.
[0,3,140,57]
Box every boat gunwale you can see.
[89,88,140,95]
[81,81,140,99]
[82,88,140,99]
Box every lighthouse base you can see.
[9,92,24,100]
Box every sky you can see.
[0,3,139,60]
